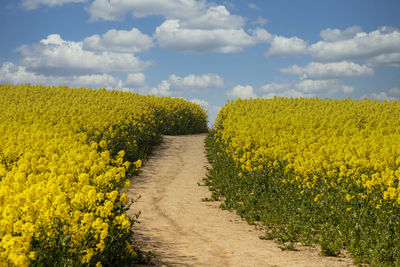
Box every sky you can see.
[1,0,400,125]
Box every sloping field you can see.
[0,84,207,266]
[207,97,400,266]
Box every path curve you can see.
[126,134,354,267]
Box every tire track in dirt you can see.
[126,134,354,267]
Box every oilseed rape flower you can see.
[0,84,207,265]
[209,97,400,265]
[214,97,400,208]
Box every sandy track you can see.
[126,134,354,267]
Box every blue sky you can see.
[1,0,400,124]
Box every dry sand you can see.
[126,134,354,267]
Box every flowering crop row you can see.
[0,84,207,266]
[206,97,400,265]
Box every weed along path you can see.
[126,134,354,267]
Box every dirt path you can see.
[126,134,354,267]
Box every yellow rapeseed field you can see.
[207,97,400,265]
[215,97,400,206]
[0,84,207,266]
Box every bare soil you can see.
[126,134,355,266]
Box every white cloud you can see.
[66,73,123,89]
[148,73,224,96]
[361,88,400,102]
[252,16,268,26]
[190,98,209,107]
[261,79,354,98]
[83,28,153,53]
[281,61,374,80]
[389,87,400,98]
[367,52,400,67]
[87,0,209,21]
[295,79,354,94]
[154,20,270,53]
[226,85,257,99]
[0,62,123,89]
[89,2,246,30]
[309,26,400,62]
[168,73,224,89]
[261,82,307,98]
[261,82,291,93]
[364,92,397,101]
[88,1,242,31]
[149,80,172,96]
[21,0,86,9]
[248,3,259,10]
[0,61,47,84]
[180,5,245,30]
[266,35,308,58]
[87,1,270,54]
[263,25,400,67]
[125,73,146,87]
[342,85,355,94]
[249,28,272,42]
[320,26,363,42]
[17,34,150,76]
